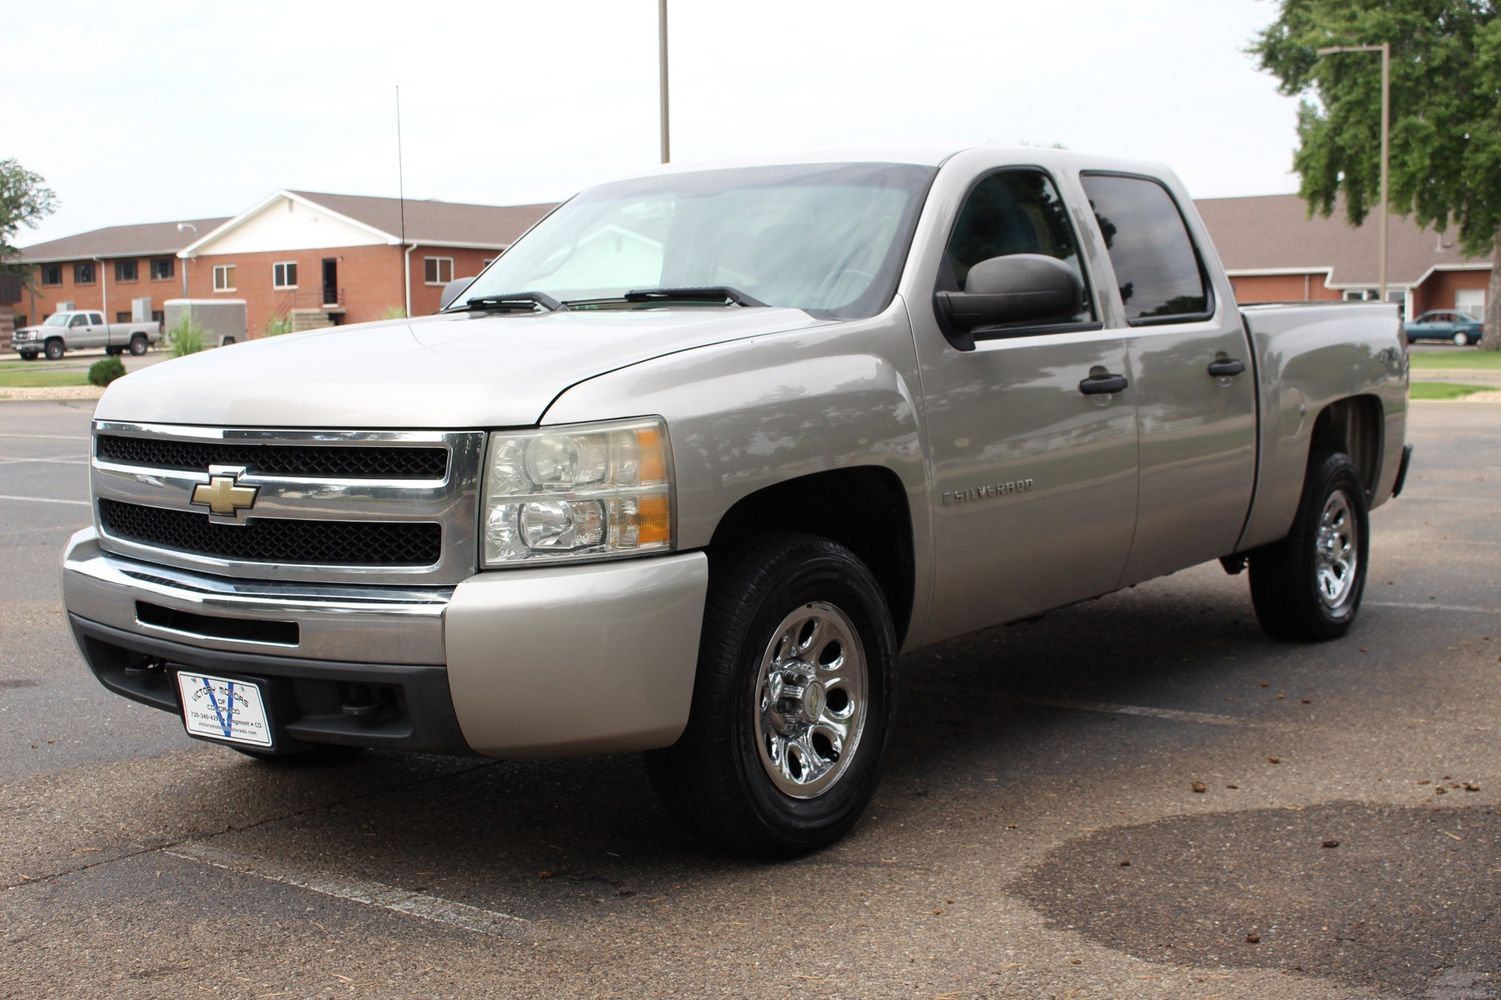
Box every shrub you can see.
[168,314,205,357]
[264,316,294,337]
[88,357,127,386]
[383,306,409,320]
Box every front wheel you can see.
[1453,332,1470,346]
[1249,451,1369,641]
[647,533,896,857]
[20,352,37,361]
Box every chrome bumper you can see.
[64,529,450,664]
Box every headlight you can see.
[482,417,673,567]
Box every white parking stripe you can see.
[165,841,531,939]
[1032,699,1258,728]
[0,456,88,465]
[0,434,90,441]
[0,494,90,506]
[1369,600,1499,615]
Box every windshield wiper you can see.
[621,286,766,308]
[457,292,565,313]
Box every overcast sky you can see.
[13,0,1303,247]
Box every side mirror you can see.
[934,254,1082,350]
[439,277,478,311]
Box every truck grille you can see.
[99,499,442,566]
[90,423,486,585]
[96,435,449,480]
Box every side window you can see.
[1079,173,1210,323]
[90,313,105,325]
[70,315,87,328]
[943,170,1093,325]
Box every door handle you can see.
[1207,358,1246,377]
[1078,372,1129,395]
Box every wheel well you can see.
[1309,395,1383,498]
[709,468,915,644]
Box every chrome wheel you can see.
[1315,490,1359,612]
[753,601,867,799]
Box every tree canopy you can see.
[0,158,58,269]
[1253,1,1501,255]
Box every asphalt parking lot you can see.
[1,397,1498,999]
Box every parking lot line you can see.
[165,840,531,939]
[1368,600,1499,615]
[0,494,90,506]
[0,456,88,466]
[0,433,91,442]
[1030,699,1259,728]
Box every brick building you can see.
[6,191,556,339]
[1196,193,1490,320]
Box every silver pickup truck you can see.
[13,308,161,360]
[63,147,1410,856]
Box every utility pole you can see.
[659,0,670,164]
[1317,42,1390,303]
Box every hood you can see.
[95,307,827,428]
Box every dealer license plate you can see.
[176,671,273,747]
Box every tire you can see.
[128,334,148,356]
[646,533,896,857]
[1249,451,1369,641]
[44,339,64,361]
[20,352,36,361]
[1454,332,1470,346]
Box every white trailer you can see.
[164,299,247,349]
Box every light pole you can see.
[1317,42,1390,304]
[176,222,197,301]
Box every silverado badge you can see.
[191,468,258,518]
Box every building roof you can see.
[286,191,558,248]
[15,217,230,264]
[1195,193,1488,288]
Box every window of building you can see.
[150,258,174,281]
[213,265,236,292]
[40,264,63,286]
[1079,173,1211,323]
[941,169,1095,328]
[75,262,96,285]
[151,310,164,328]
[424,256,454,285]
[481,258,495,269]
[115,260,138,283]
[273,261,298,289]
[116,311,130,323]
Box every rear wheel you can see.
[647,533,896,857]
[44,339,64,361]
[1249,451,1369,641]
[128,334,148,356]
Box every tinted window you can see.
[1080,174,1209,323]
[943,170,1093,324]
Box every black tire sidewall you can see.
[44,340,63,360]
[129,336,147,356]
[726,547,895,850]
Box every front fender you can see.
[541,304,934,642]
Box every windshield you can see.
[458,162,935,319]
[43,314,69,327]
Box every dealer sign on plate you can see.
[177,671,273,747]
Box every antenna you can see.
[396,84,409,316]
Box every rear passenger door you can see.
[1079,173,1257,585]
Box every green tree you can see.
[1252,1,1501,350]
[0,159,58,274]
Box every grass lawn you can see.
[0,369,91,388]
[1409,350,1501,371]
[1410,381,1498,400]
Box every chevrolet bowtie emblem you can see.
[192,473,258,517]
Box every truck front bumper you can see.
[63,529,708,757]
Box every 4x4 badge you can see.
[192,470,258,517]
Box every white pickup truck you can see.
[63,147,1410,856]
[12,309,161,360]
